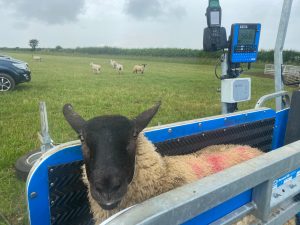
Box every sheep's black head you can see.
[63,102,160,210]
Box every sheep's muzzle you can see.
[99,200,121,210]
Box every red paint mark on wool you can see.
[233,146,251,160]
[206,155,225,173]
[190,163,204,178]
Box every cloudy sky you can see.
[0,0,299,50]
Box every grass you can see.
[0,51,292,224]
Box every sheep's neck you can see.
[122,134,169,205]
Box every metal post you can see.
[38,102,53,152]
[252,180,273,222]
[221,53,229,114]
[274,0,293,111]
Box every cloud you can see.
[124,0,186,20]
[12,21,30,29]
[0,0,86,24]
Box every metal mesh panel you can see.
[264,64,300,87]
[282,65,300,86]
[48,161,94,225]
[155,118,275,156]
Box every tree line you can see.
[1,46,299,63]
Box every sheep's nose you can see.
[96,178,122,194]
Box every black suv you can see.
[0,55,31,91]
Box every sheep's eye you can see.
[133,130,138,139]
[133,133,138,139]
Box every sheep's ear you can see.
[63,104,86,134]
[132,101,161,135]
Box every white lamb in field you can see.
[32,55,42,62]
[133,64,147,74]
[110,59,117,69]
[90,62,101,74]
[63,102,296,225]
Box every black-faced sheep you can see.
[133,64,147,74]
[63,103,295,225]
[90,62,101,74]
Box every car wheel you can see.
[15,149,43,181]
[0,73,15,92]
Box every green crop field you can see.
[0,51,286,224]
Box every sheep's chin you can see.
[99,200,121,210]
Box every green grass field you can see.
[0,52,284,224]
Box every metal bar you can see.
[39,102,49,136]
[38,102,53,152]
[255,91,290,110]
[274,0,293,111]
[103,141,300,225]
[214,199,300,225]
[221,53,228,114]
[252,180,273,222]
[210,202,256,225]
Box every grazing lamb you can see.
[110,59,117,69]
[90,62,101,74]
[32,55,42,62]
[63,103,295,225]
[115,63,123,74]
[133,64,147,74]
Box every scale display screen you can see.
[230,23,261,63]
[238,28,256,45]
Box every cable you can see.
[214,60,222,80]
[214,52,226,80]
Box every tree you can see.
[29,39,39,51]
[55,45,63,51]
